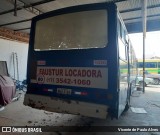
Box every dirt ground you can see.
[0,85,160,135]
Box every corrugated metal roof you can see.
[0,0,160,34]
[6,21,31,30]
[117,0,141,11]
[0,10,34,23]
[0,0,14,12]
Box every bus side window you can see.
[119,39,127,61]
[129,42,133,65]
[146,62,157,68]
[122,28,125,43]
[120,21,122,39]
[117,19,121,37]
[138,62,143,68]
[125,45,128,60]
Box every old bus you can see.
[24,3,137,119]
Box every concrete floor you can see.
[0,85,160,135]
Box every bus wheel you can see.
[124,87,131,112]
[124,101,130,112]
[153,78,160,85]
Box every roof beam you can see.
[14,0,17,16]
[124,14,160,21]
[0,19,31,27]
[0,0,55,15]
[18,0,44,15]
[14,27,30,31]
[5,0,44,16]
[107,0,128,3]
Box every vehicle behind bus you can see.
[138,59,160,84]
[138,59,160,74]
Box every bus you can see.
[138,59,160,74]
[24,3,137,119]
[137,59,160,85]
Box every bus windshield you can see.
[34,10,108,51]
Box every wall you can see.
[0,38,28,81]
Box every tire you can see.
[124,86,132,112]
[123,101,130,112]
[139,81,146,87]
[153,78,160,85]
